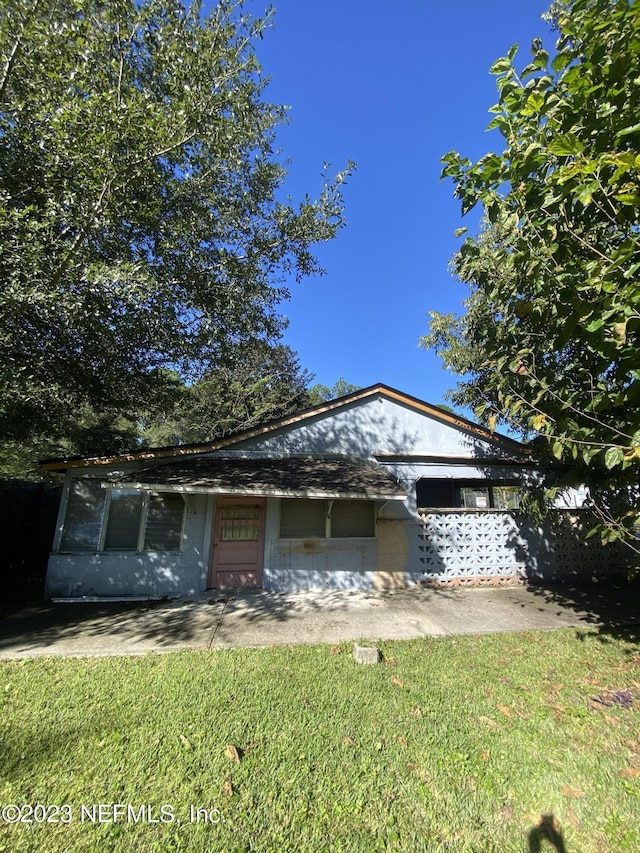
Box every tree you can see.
[0,0,354,452]
[141,340,312,445]
[306,378,361,405]
[423,0,640,548]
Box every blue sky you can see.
[248,0,552,406]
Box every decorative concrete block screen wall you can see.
[418,509,630,586]
[547,511,631,579]
[418,510,527,586]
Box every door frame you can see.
[208,495,266,589]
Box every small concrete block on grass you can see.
[353,642,380,664]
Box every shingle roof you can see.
[115,455,407,500]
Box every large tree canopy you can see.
[140,340,313,447]
[423,0,640,547]
[0,0,353,449]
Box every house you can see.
[41,383,623,599]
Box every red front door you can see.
[209,497,266,589]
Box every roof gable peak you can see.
[39,382,525,471]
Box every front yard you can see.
[1,627,639,852]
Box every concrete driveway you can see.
[1,581,639,659]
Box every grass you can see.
[1,628,640,852]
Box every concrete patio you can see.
[1,579,639,659]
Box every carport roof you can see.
[114,455,407,501]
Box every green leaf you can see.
[585,317,605,332]
[616,122,640,139]
[551,51,571,73]
[548,134,584,156]
[576,181,599,205]
[489,56,513,75]
[522,92,545,116]
[604,447,624,469]
[614,192,640,206]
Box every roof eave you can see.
[103,481,407,501]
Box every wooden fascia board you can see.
[374,454,531,465]
[39,386,387,471]
[40,387,384,471]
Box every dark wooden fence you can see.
[0,481,62,602]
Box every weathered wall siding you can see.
[264,539,376,592]
[232,396,503,459]
[45,553,195,598]
[182,494,211,590]
[45,494,210,598]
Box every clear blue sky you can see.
[247,0,552,406]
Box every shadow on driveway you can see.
[525,577,640,629]
[0,579,639,658]
[0,599,220,657]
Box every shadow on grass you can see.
[528,814,568,853]
[526,576,640,631]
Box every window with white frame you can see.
[59,480,185,552]
[279,498,376,539]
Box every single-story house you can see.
[41,383,625,599]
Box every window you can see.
[491,485,522,510]
[459,486,490,510]
[331,500,375,538]
[104,490,144,551]
[279,499,376,539]
[59,480,185,552]
[144,493,186,551]
[280,499,326,538]
[219,504,262,542]
[59,479,106,551]
[416,478,522,510]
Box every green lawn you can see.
[1,627,639,852]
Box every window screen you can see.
[331,500,375,538]
[492,485,522,510]
[459,486,490,509]
[416,479,455,509]
[104,490,144,551]
[416,478,523,510]
[60,478,106,551]
[219,504,262,542]
[144,493,185,551]
[280,499,326,538]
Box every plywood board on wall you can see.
[375,518,408,590]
